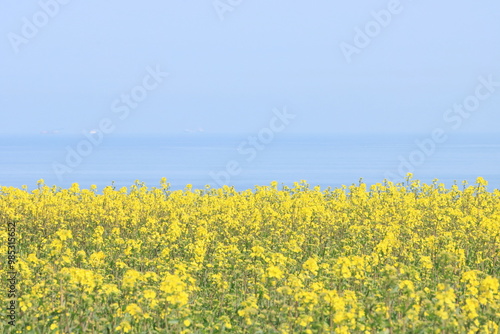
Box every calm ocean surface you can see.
[1,134,499,191]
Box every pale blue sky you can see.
[1,1,499,135]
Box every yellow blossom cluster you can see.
[0,176,499,333]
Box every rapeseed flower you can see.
[2,177,499,332]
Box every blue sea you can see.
[1,133,499,191]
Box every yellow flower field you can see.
[1,175,499,333]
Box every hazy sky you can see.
[1,1,499,135]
